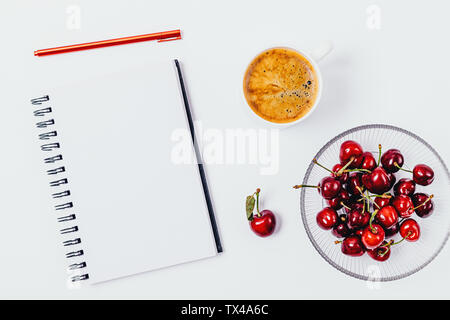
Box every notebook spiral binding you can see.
[31,95,89,283]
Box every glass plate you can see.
[300,124,450,281]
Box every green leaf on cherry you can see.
[246,195,255,221]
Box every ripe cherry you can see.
[374,193,392,209]
[392,194,414,218]
[413,164,434,186]
[381,149,404,173]
[346,172,365,195]
[400,219,420,242]
[384,222,400,238]
[361,223,385,250]
[354,229,364,237]
[327,197,342,210]
[361,167,391,195]
[332,215,351,238]
[368,240,392,262]
[250,210,276,237]
[344,200,364,214]
[396,163,435,186]
[293,176,341,200]
[316,207,338,230]
[246,188,276,237]
[375,205,399,229]
[412,193,434,218]
[337,189,351,205]
[332,164,349,183]
[393,178,416,197]
[339,140,364,169]
[387,172,396,189]
[322,178,342,199]
[339,236,366,257]
[327,189,351,210]
[358,152,377,171]
[347,209,370,230]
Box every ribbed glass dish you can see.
[300,124,450,281]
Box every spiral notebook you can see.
[29,60,222,284]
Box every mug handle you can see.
[310,41,333,63]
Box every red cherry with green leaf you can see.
[245,188,276,237]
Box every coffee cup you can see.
[242,43,332,128]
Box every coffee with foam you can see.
[243,48,319,124]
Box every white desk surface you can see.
[1,0,449,299]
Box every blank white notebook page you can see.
[49,60,218,283]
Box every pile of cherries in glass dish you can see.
[294,140,435,262]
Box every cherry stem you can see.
[377,144,382,167]
[357,186,377,210]
[255,188,261,217]
[341,202,351,210]
[392,231,412,245]
[369,193,391,199]
[394,162,412,173]
[337,157,354,176]
[293,184,319,189]
[413,194,434,210]
[369,210,379,233]
[379,231,412,257]
[382,231,412,248]
[378,243,392,257]
[334,240,342,245]
[343,168,371,173]
[312,158,335,175]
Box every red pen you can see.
[34,29,181,56]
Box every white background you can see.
[1,0,449,299]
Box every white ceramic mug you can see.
[242,42,333,128]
